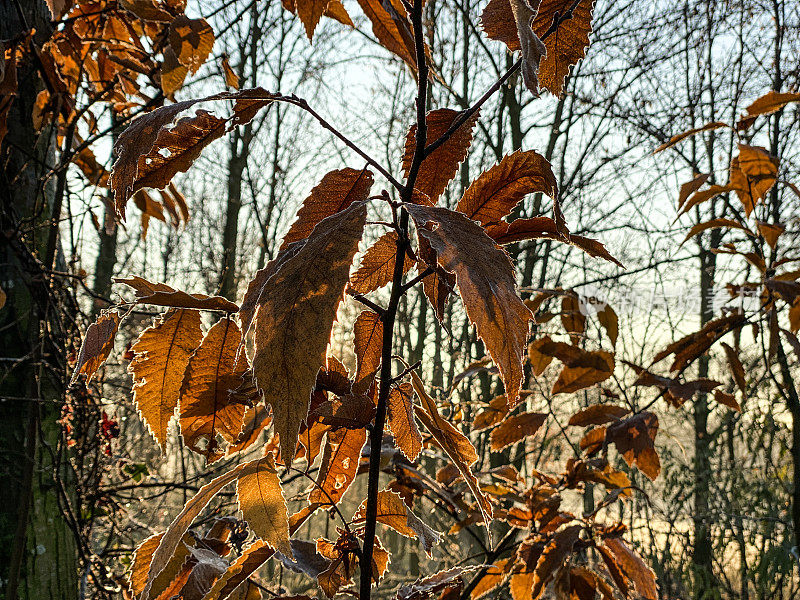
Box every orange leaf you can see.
[350,231,414,295]
[281,167,373,249]
[737,90,800,129]
[308,426,367,508]
[129,308,203,450]
[356,0,419,73]
[402,109,479,203]
[353,309,383,393]
[490,411,547,451]
[458,151,557,227]
[72,310,120,383]
[168,16,214,74]
[179,318,248,462]
[407,205,532,407]
[353,489,441,555]
[236,456,292,557]
[568,404,629,427]
[602,538,657,600]
[654,121,728,153]
[388,382,423,461]
[116,276,239,312]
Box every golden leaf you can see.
[353,309,383,393]
[489,411,547,451]
[129,308,203,450]
[236,456,292,557]
[72,310,120,383]
[387,382,423,460]
[116,275,239,312]
[353,489,441,555]
[356,0,418,73]
[350,231,414,295]
[179,318,248,461]
[457,151,557,227]
[168,16,214,74]
[252,203,366,461]
[308,426,367,508]
[602,538,658,600]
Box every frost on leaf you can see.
[129,308,203,450]
[407,204,532,408]
[252,202,366,462]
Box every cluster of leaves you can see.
[66,0,765,599]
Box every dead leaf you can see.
[407,204,532,407]
[568,404,629,427]
[388,382,423,461]
[252,203,366,461]
[353,310,383,393]
[72,310,120,383]
[237,456,292,557]
[490,411,547,451]
[130,308,203,450]
[350,231,414,295]
[116,276,239,312]
[353,489,441,555]
[606,412,660,480]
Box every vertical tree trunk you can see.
[0,1,78,598]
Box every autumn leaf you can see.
[490,411,547,451]
[72,310,120,383]
[350,232,414,295]
[561,292,586,341]
[356,0,419,73]
[111,89,274,215]
[308,426,367,508]
[410,370,493,526]
[130,532,193,599]
[602,538,658,600]
[654,121,729,153]
[199,540,273,600]
[129,308,203,450]
[527,337,554,376]
[470,558,513,599]
[407,204,532,407]
[353,309,383,393]
[721,342,747,395]
[139,460,264,600]
[714,389,741,412]
[567,404,629,427]
[730,145,778,215]
[388,382,423,461]
[220,54,239,89]
[179,318,248,461]
[116,276,239,312]
[534,339,614,395]
[606,412,660,480]
[353,489,441,555]
[397,566,482,600]
[236,456,292,557]
[168,16,214,74]
[403,109,479,203]
[737,90,800,129]
[531,524,583,599]
[456,151,557,226]
[252,202,366,461]
[280,167,373,249]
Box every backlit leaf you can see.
[350,231,413,295]
[567,404,629,427]
[606,412,660,480]
[237,456,292,557]
[281,168,373,249]
[130,308,203,450]
[388,382,423,461]
[457,151,557,227]
[403,109,479,204]
[116,276,239,313]
[72,310,120,383]
[179,318,248,461]
[602,538,657,600]
[737,90,800,129]
[490,411,547,451]
[353,309,383,393]
[353,489,441,555]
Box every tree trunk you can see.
[0,1,78,598]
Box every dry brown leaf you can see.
[353,309,383,393]
[757,221,785,249]
[737,90,800,129]
[678,173,710,209]
[721,342,746,395]
[397,566,481,600]
[402,109,479,203]
[531,524,582,598]
[713,389,741,412]
[168,16,214,74]
[561,292,586,341]
[490,411,547,451]
[606,412,660,480]
[111,89,274,216]
[140,460,263,600]
[457,151,557,226]
[308,426,367,508]
[220,55,239,89]
[350,231,414,295]
[470,558,512,599]
[252,203,366,461]
[130,532,192,599]
[199,540,273,600]
[116,276,239,312]
[474,394,511,430]
[527,337,554,376]
[294,0,331,39]
[353,489,441,555]
[602,538,657,600]
[130,308,203,450]
[388,382,423,461]
[567,404,629,427]
[654,121,729,153]
[531,340,615,395]
[179,318,248,461]
[72,310,120,383]
[356,0,418,73]
[729,145,778,216]
[407,204,531,407]
[410,370,493,526]
[281,168,373,249]
[236,456,292,557]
